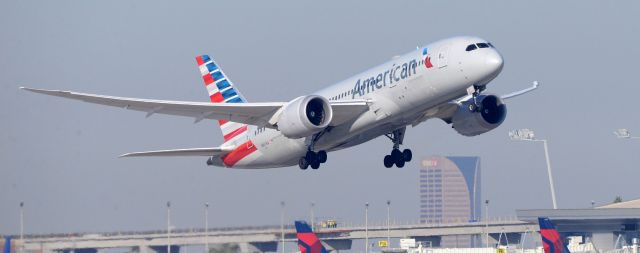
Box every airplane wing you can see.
[120,146,234,157]
[21,87,370,127]
[412,81,540,125]
[327,100,370,125]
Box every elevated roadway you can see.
[19,219,535,253]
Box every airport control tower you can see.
[419,156,482,248]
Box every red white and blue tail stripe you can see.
[4,237,13,253]
[538,217,570,253]
[196,55,258,167]
[295,221,328,253]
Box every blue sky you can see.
[1,0,639,237]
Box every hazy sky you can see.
[1,0,639,239]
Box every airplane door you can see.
[437,46,449,68]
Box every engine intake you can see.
[452,94,507,136]
[277,95,333,138]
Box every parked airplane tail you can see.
[3,237,12,253]
[195,55,249,144]
[539,217,570,253]
[295,221,328,253]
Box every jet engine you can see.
[451,94,507,136]
[277,95,333,138]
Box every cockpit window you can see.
[488,43,494,48]
[477,43,489,48]
[465,44,477,51]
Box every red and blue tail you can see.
[295,221,328,253]
[195,55,249,145]
[539,217,570,253]
[3,237,13,253]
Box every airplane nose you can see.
[485,50,504,75]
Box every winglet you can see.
[501,81,539,100]
[19,87,74,97]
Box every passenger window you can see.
[477,43,489,48]
[465,44,477,51]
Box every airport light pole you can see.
[614,128,640,139]
[280,201,285,253]
[509,129,558,209]
[485,200,489,247]
[365,202,369,253]
[310,202,315,231]
[20,201,24,242]
[167,201,171,253]
[19,201,24,253]
[386,200,391,246]
[205,202,209,253]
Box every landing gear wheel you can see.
[305,150,322,169]
[317,150,327,163]
[310,160,320,169]
[384,155,394,168]
[384,127,412,168]
[403,149,412,162]
[391,149,403,163]
[298,157,309,170]
[305,151,317,164]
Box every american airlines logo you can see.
[423,48,433,69]
[352,58,419,98]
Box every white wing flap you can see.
[329,100,370,126]
[21,87,285,126]
[120,147,235,157]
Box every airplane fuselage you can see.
[213,36,504,168]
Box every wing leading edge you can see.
[21,87,285,126]
[21,87,370,128]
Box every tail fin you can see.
[195,55,249,144]
[538,217,570,253]
[3,237,12,253]
[295,221,328,253]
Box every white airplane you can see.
[22,36,537,170]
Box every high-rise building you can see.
[419,156,481,247]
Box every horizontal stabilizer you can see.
[120,146,234,157]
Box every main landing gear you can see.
[383,127,412,168]
[299,130,328,170]
[298,150,327,170]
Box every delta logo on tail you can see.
[539,217,570,253]
[295,221,328,253]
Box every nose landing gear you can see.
[383,127,412,168]
[469,85,486,112]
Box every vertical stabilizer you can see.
[295,221,328,253]
[539,217,570,253]
[195,55,249,145]
[3,237,12,253]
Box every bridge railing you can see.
[12,216,527,241]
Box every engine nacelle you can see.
[277,95,333,138]
[452,94,507,137]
